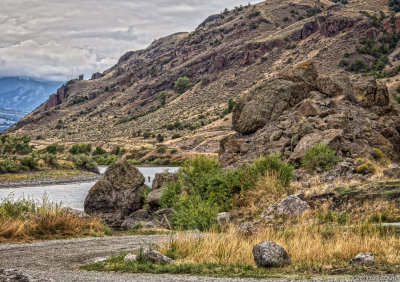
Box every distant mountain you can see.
[0,108,28,132]
[0,77,62,112]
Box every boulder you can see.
[236,222,256,237]
[121,209,152,230]
[252,241,290,267]
[152,173,178,190]
[217,212,233,223]
[61,207,89,219]
[145,249,174,264]
[290,129,343,160]
[350,252,374,265]
[146,189,164,209]
[84,160,147,227]
[262,194,310,219]
[124,254,138,262]
[316,73,353,98]
[0,269,54,282]
[298,100,319,117]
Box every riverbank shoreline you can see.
[0,174,101,189]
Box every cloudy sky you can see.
[0,0,258,82]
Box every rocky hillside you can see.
[219,61,400,168]
[7,0,400,157]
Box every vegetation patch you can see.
[301,144,342,172]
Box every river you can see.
[0,166,179,211]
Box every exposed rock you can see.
[91,257,108,263]
[262,194,310,219]
[236,222,256,237]
[61,207,89,219]
[320,161,356,182]
[124,254,138,262]
[290,129,343,160]
[383,165,400,179]
[217,212,233,223]
[121,209,152,230]
[298,100,319,117]
[152,173,178,190]
[145,249,174,264]
[252,241,290,267]
[316,72,353,98]
[350,252,374,265]
[0,269,54,282]
[84,160,147,227]
[146,189,164,210]
[91,72,103,80]
[143,220,165,229]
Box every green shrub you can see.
[92,146,107,156]
[171,195,218,231]
[69,144,92,155]
[69,154,98,172]
[172,134,181,139]
[92,154,117,165]
[249,155,294,187]
[372,148,384,161]
[0,197,37,219]
[45,143,64,154]
[174,77,191,94]
[20,157,38,170]
[179,155,220,184]
[160,181,182,208]
[0,159,21,173]
[302,144,342,172]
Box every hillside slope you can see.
[7,0,400,157]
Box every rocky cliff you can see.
[219,61,400,167]
[6,0,400,157]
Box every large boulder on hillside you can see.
[253,241,290,267]
[84,160,147,227]
[262,194,311,219]
[232,62,317,135]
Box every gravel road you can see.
[0,235,398,282]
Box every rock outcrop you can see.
[262,194,310,219]
[350,252,374,265]
[84,160,147,227]
[220,61,400,169]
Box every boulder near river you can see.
[84,160,148,227]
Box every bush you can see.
[249,155,294,187]
[171,195,218,231]
[92,154,117,165]
[156,134,164,143]
[69,154,98,172]
[179,155,220,184]
[172,134,181,139]
[372,148,384,161]
[20,157,38,170]
[69,144,92,155]
[356,161,376,175]
[92,146,107,156]
[174,77,191,94]
[45,144,64,154]
[302,144,342,172]
[41,153,58,167]
[0,159,21,173]
[159,181,182,209]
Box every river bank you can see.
[0,174,101,189]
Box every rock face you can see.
[121,209,152,230]
[0,269,53,282]
[252,241,290,267]
[350,252,374,265]
[220,61,400,169]
[262,194,310,219]
[84,160,147,227]
[152,173,178,190]
[383,164,400,179]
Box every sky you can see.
[0,0,259,82]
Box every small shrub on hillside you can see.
[20,157,38,170]
[174,77,191,94]
[302,144,342,172]
[179,155,220,184]
[41,153,58,167]
[45,144,64,154]
[356,161,376,175]
[372,148,384,161]
[69,144,92,155]
[0,159,21,173]
[69,154,98,172]
[92,146,107,156]
[92,154,117,165]
[172,134,181,139]
[156,134,164,143]
[249,155,293,187]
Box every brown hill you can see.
[7,0,400,159]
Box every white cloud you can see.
[0,0,259,81]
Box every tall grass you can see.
[0,196,104,242]
[159,220,400,272]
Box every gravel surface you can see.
[0,235,399,281]
[0,175,101,189]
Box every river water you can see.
[0,166,179,211]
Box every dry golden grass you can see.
[0,169,94,182]
[0,197,105,243]
[160,220,400,271]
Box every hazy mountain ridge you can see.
[0,108,28,132]
[0,77,62,112]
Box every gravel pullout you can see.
[0,235,398,281]
[0,175,101,189]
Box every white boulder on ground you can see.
[217,212,233,223]
[350,252,374,265]
[252,241,290,267]
[124,254,138,262]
